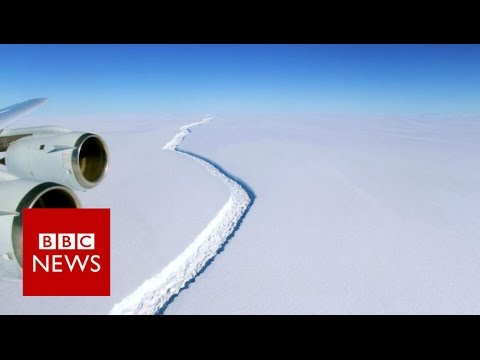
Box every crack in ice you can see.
[110,116,254,315]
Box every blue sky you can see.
[0,44,479,117]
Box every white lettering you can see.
[90,255,101,272]
[33,255,49,272]
[52,255,63,272]
[65,255,90,272]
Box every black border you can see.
[1,9,479,44]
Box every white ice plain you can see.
[1,112,479,314]
[110,116,253,315]
[164,113,480,315]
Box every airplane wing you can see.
[0,98,48,134]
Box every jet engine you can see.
[0,179,81,278]
[0,99,108,280]
[3,129,108,191]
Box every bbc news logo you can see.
[23,209,110,296]
[39,233,96,250]
[34,234,101,273]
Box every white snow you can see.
[163,113,480,314]
[110,116,253,315]
[1,111,480,314]
[162,116,214,151]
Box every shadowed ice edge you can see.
[109,117,255,315]
[156,149,256,314]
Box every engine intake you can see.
[73,134,109,189]
[0,179,81,279]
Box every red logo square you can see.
[22,208,110,296]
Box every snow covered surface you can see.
[110,116,253,315]
[1,112,479,314]
[164,113,480,314]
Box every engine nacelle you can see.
[4,131,108,191]
[0,179,81,279]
